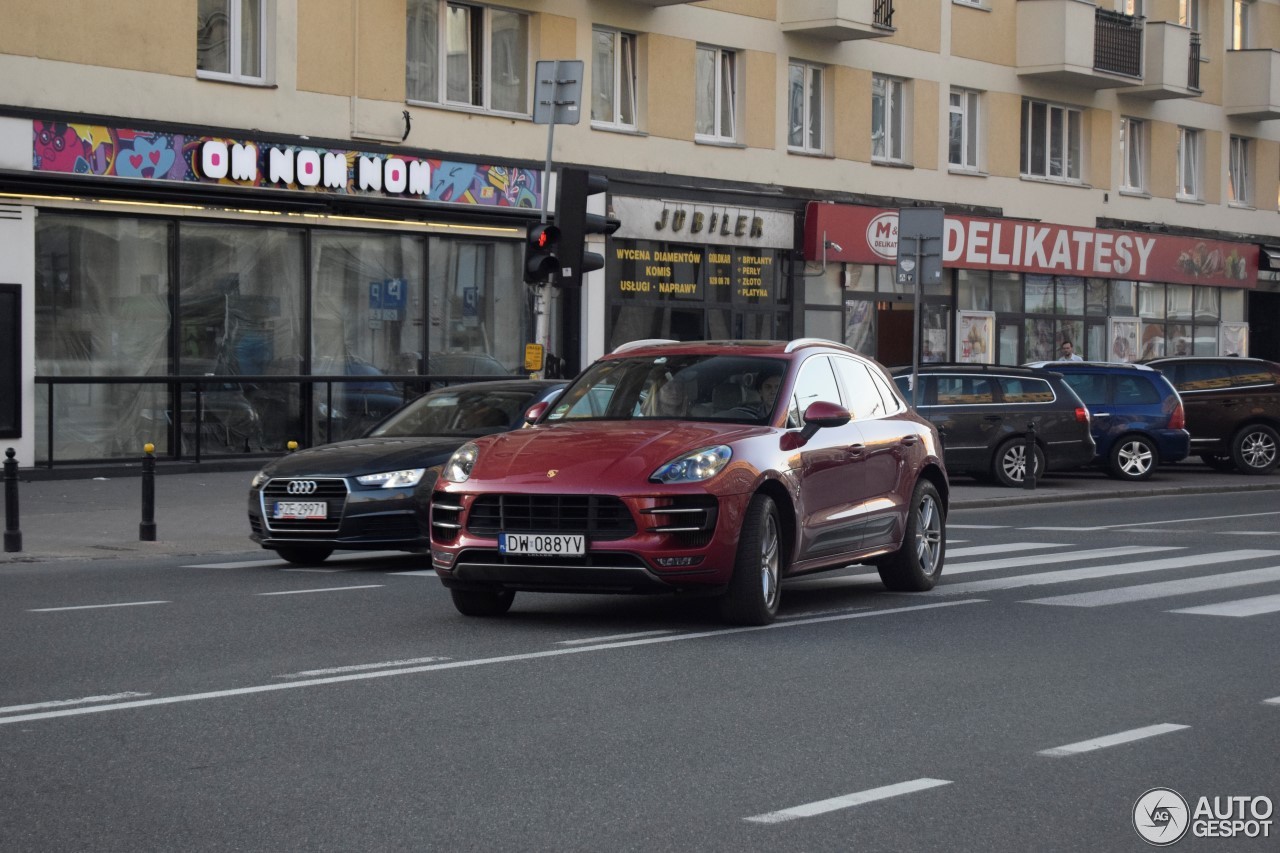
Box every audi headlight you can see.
[443,442,480,483]
[650,445,732,484]
[356,468,426,489]
[250,469,270,489]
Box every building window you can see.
[788,61,824,154]
[948,88,980,170]
[405,0,529,115]
[1115,0,1143,16]
[1232,0,1253,49]
[591,29,637,129]
[197,0,269,83]
[1229,136,1251,205]
[1179,0,1202,31]
[1120,116,1146,192]
[1020,99,1081,182]
[1177,126,1201,200]
[872,75,906,163]
[696,45,737,142]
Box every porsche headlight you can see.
[443,442,480,483]
[356,468,427,489]
[650,445,732,484]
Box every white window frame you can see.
[1176,126,1202,200]
[1233,0,1254,50]
[787,60,825,154]
[405,0,530,116]
[1179,0,1202,32]
[1115,0,1143,16]
[197,0,272,84]
[872,74,907,164]
[1120,116,1146,193]
[591,28,638,130]
[948,87,981,171]
[1229,135,1252,206]
[695,45,738,143]
[1020,98,1083,182]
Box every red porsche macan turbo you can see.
[429,339,949,624]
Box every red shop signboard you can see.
[803,202,1259,288]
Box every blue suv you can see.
[1024,361,1189,480]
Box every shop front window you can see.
[35,214,173,460]
[428,236,525,374]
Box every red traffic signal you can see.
[524,223,561,284]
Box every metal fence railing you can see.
[1094,8,1143,79]
[874,0,894,29]
[1188,32,1202,91]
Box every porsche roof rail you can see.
[612,338,679,354]
[784,337,850,353]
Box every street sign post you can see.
[897,207,945,409]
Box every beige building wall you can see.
[833,66,871,164]
[646,34,695,142]
[298,0,353,96]
[1150,121,1179,201]
[0,0,192,75]
[1089,108,1113,192]
[912,79,938,171]
[744,49,777,150]
[886,0,941,54]
[986,92,1022,180]
[1256,139,1280,210]
[1204,130,1222,205]
[952,0,1017,66]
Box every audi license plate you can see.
[274,501,327,520]
[499,533,585,556]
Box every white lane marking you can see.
[945,546,1172,576]
[1020,526,1107,532]
[1026,510,1280,533]
[744,778,952,824]
[28,600,171,613]
[1265,696,1280,706]
[256,585,384,596]
[182,550,407,569]
[948,524,1008,529]
[1038,724,1189,757]
[278,657,451,678]
[1223,531,1280,536]
[0,692,151,714]
[777,606,871,620]
[946,542,1071,558]
[282,568,343,573]
[940,550,1280,596]
[1171,592,1280,618]
[555,630,676,645]
[388,570,437,577]
[0,599,985,726]
[1025,566,1280,608]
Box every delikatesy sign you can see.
[803,202,1258,288]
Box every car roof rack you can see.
[611,338,679,354]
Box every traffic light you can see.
[523,222,561,284]
[554,166,621,288]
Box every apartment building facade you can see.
[1,0,1278,466]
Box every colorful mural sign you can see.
[804,202,1260,288]
[32,119,543,209]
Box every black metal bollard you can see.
[1023,420,1038,490]
[139,443,156,542]
[4,448,21,553]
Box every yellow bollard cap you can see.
[143,442,155,454]
[287,440,298,452]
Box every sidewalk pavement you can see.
[2,460,1278,564]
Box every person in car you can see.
[646,374,692,417]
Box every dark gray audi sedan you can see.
[248,379,565,564]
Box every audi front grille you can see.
[261,478,348,533]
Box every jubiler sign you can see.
[804,202,1259,288]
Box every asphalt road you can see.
[2,491,1279,851]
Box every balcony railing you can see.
[1188,32,1202,91]
[1094,8,1143,78]
[874,0,893,28]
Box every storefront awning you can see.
[1260,246,1280,270]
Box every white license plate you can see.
[274,501,328,520]
[499,533,585,556]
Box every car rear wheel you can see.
[450,587,516,617]
[877,480,946,592]
[992,438,1045,488]
[273,545,333,565]
[719,494,781,626]
[1109,435,1158,481]
[1232,424,1280,475]
[1199,453,1236,472]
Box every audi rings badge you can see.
[286,480,319,495]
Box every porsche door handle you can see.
[900,435,919,447]
[845,444,866,458]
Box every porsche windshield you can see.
[544,354,787,424]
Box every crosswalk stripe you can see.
[935,550,1280,595]
[946,542,1071,558]
[1038,724,1188,757]
[182,550,408,569]
[1025,565,1280,608]
[944,545,1172,576]
[1170,592,1280,618]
